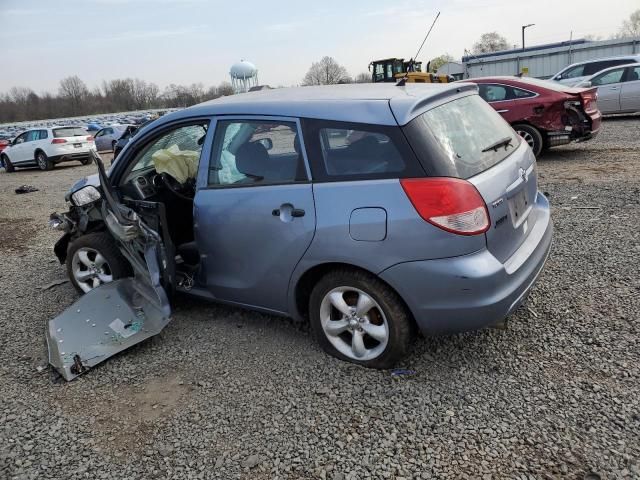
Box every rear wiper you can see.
[482,136,513,153]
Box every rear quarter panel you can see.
[288,179,486,316]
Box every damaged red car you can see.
[466,76,601,157]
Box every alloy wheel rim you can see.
[72,247,113,293]
[319,286,389,361]
[517,130,535,149]
[37,154,46,169]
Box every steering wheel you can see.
[159,173,195,201]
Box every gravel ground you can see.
[0,118,639,480]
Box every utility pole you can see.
[522,24,535,49]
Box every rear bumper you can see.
[380,192,553,335]
[50,152,90,164]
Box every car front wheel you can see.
[66,232,131,294]
[1,154,14,172]
[309,269,413,369]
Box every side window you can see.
[561,64,585,79]
[480,84,508,102]
[105,128,114,135]
[625,66,640,82]
[25,131,39,142]
[208,120,306,186]
[15,133,27,144]
[318,126,405,176]
[592,68,625,86]
[94,129,104,138]
[129,122,208,175]
[512,87,536,99]
[39,130,48,140]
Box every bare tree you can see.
[616,9,640,38]
[354,72,371,83]
[216,82,235,96]
[58,76,88,114]
[428,54,454,73]
[302,56,350,86]
[472,32,509,54]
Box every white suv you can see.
[1,126,96,172]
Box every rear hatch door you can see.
[52,126,92,149]
[47,152,173,381]
[401,93,539,263]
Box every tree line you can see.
[0,76,235,123]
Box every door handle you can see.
[272,206,306,218]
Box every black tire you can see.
[36,150,53,171]
[309,269,413,369]
[2,154,14,173]
[513,124,544,157]
[111,140,117,152]
[80,156,93,165]
[66,232,131,294]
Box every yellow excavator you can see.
[368,58,453,84]
[368,12,452,84]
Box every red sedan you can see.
[465,76,601,157]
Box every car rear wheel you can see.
[309,269,413,369]
[80,156,93,165]
[2,154,14,172]
[36,151,53,171]
[66,232,131,294]
[513,124,543,157]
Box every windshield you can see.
[53,127,87,138]
[403,95,519,179]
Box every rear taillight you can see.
[400,178,490,235]
[86,136,94,142]
[51,138,67,144]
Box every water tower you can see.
[230,60,259,94]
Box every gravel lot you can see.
[1,118,639,480]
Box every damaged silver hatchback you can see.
[48,84,552,380]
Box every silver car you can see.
[575,63,640,114]
[552,55,640,87]
[48,83,553,380]
[93,125,130,152]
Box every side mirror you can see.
[257,138,273,150]
[582,81,592,88]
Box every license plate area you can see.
[73,143,82,148]
[508,189,531,228]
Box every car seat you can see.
[235,141,270,183]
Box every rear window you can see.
[53,127,87,138]
[302,119,424,182]
[403,95,519,179]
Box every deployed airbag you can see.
[152,144,199,184]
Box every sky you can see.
[0,0,638,94]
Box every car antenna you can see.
[397,11,441,87]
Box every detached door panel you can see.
[194,117,315,313]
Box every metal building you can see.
[463,37,640,79]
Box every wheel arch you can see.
[291,262,416,328]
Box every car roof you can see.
[561,54,640,70]
[166,83,478,126]
[467,76,587,94]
